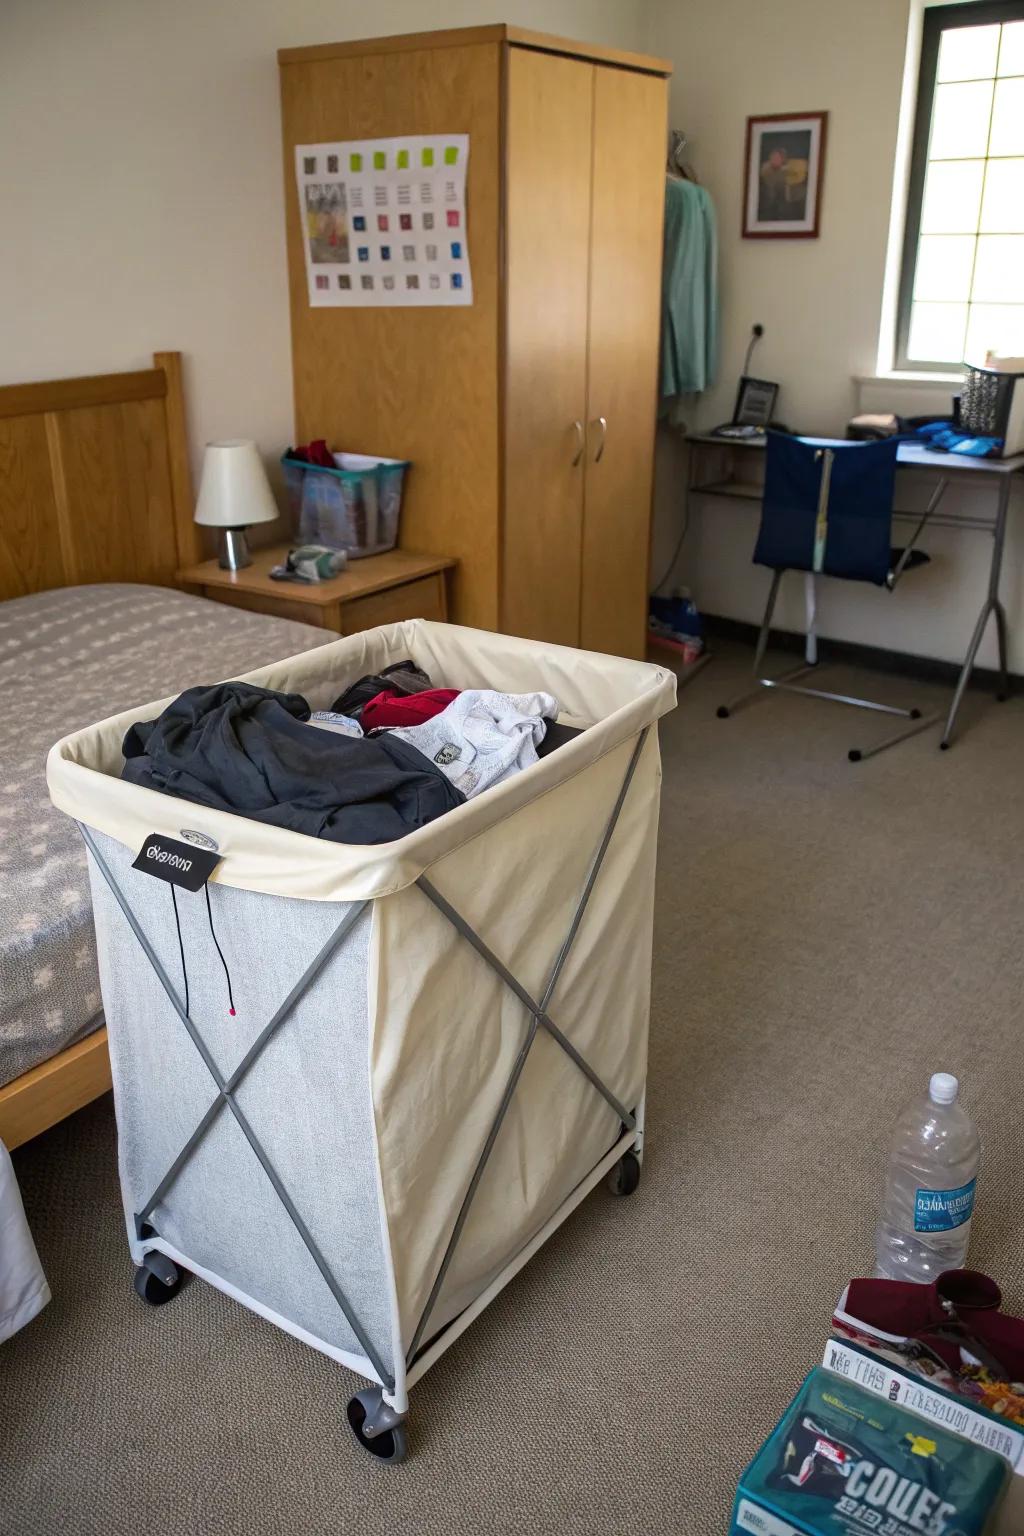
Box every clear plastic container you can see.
[281,451,410,558]
[874,1072,981,1283]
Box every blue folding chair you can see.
[716,433,940,760]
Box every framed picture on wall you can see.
[742,111,827,238]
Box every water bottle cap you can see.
[929,1071,959,1104]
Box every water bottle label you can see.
[914,1178,976,1233]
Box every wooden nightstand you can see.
[177,545,456,634]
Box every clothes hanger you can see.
[666,127,699,184]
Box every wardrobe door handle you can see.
[593,416,607,462]
[571,419,585,466]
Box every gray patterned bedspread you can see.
[0,583,331,1088]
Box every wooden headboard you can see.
[0,350,203,603]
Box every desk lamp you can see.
[195,440,279,571]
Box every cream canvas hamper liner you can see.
[47,620,676,1420]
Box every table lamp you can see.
[195,439,280,571]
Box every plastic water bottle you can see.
[874,1072,981,1283]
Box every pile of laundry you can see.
[121,660,576,845]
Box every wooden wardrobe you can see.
[279,25,669,658]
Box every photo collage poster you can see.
[295,134,472,308]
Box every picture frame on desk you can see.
[733,375,779,427]
[742,111,827,239]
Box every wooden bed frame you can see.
[0,351,202,1150]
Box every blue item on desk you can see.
[916,420,1003,458]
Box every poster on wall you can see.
[295,134,472,307]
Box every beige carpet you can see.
[6,642,1024,1536]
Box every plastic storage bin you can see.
[282,450,410,558]
[46,620,676,1463]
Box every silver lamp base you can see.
[218,527,252,571]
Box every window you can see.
[897,1,1024,371]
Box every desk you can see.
[685,434,1024,749]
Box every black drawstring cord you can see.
[204,884,236,1017]
[170,886,190,1019]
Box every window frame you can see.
[896,0,1024,373]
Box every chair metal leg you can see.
[848,710,942,763]
[994,599,1009,703]
[887,475,949,590]
[770,680,919,717]
[753,568,783,676]
[717,570,789,719]
[718,563,936,761]
[804,573,818,665]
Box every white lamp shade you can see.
[194,439,280,529]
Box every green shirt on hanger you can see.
[660,177,719,399]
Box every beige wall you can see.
[0,0,648,490]
[651,0,912,436]
[647,0,1024,672]
[6,0,1019,669]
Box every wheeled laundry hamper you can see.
[47,620,676,1462]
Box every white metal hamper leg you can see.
[632,1086,647,1163]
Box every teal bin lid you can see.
[281,451,411,482]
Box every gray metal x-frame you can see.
[78,823,394,1388]
[405,727,649,1362]
[78,725,649,1395]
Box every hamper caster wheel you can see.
[346,1388,408,1464]
[607,1150,641,1197]
[133,1251,182,1307]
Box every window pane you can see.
[929,81,994,159]
[902,17,1024,370]
[979,158,1024,231]
[988,77,1024,155]
[914,235,977,300]
[997,20,1024,76]
[937,23,1000,82]
[921,159,985,231]
[907,301,968,361]
[971,234,1024,301]
[964,303,1024,362]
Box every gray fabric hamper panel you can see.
[85,832,394,1373]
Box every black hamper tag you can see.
[132,834,221,892]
